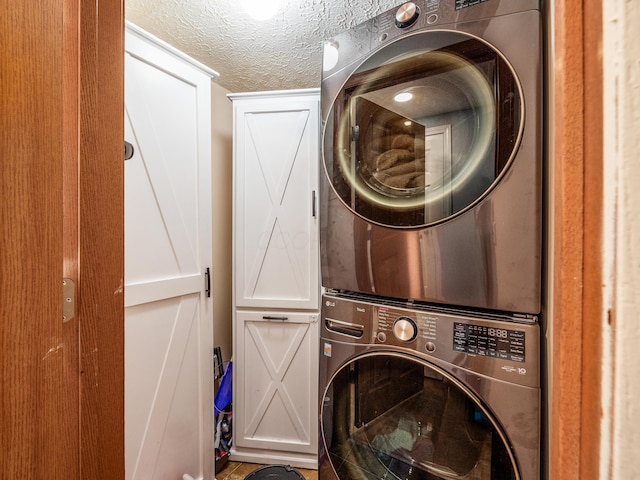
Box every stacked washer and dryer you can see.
[318,1,543,480]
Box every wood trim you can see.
[78,0,125,478]
[551,0,603,478]
[63,0,81,477]
[550,0,585,474]
[580,0,604,477]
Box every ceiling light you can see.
[323,42,339,71]
[241,0,281,21]
[394,92,413,103]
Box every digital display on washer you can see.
[453,322,525,362]
[455,0,490,10]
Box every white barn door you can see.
[124,24,216,480]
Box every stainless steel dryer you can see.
[320,0,543,313]
[319,293,540,480]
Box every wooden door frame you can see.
[6,0,602,476]
[67,0,125,477]
[550,0,603,479]
[57,0,606,477]
[75,0,126,478]
[65,0,126,477]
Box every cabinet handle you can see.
[204,267,211,298]
[263,315,289,321]
[312,190,317,218]
[124,141,134,160]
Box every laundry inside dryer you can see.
[322,355,516,480]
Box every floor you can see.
[216,461,318,480]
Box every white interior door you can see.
[234,95,320,310]
[124,26,214,480]
[424,124,452,221]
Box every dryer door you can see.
[320,352,518,480]
[323,30,522,228]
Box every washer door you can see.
[321,352,518,480]
[323,30,522,228]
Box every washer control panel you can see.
[375,304,439,349]
[321,293,539,388]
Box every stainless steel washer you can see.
[319,293,540,480]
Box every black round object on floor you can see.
[245,465,305,480]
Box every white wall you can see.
[211,82,234,365]
[602,1,640,478]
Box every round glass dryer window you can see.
[321,353,518,480]
[323,31,523,228]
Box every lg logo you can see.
[501,365,527,375]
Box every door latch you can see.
[62,278,75,323]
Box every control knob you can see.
[395,2,420,28]
[393,316,417,342]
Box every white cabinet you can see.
[124,22,217,480]
[230,89,320,468]
[232,90,320,310]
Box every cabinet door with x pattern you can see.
[234,310,319,455]
[233,93,320,310]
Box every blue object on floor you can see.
[214,361,232,415]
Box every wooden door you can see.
[233,93,320,310]
[1,2,68,477]
[123,27,214,480]
[1,0,125,479]
[235,311,319,458]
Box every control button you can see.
[425,342,436,353]
[427,14,438,24]
[393,317,417,342]
[377,331,387,343]
[395,2,420,28]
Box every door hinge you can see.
[204,267,211,298]
[62,278,75,323]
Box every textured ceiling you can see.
[125,0,403,93]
